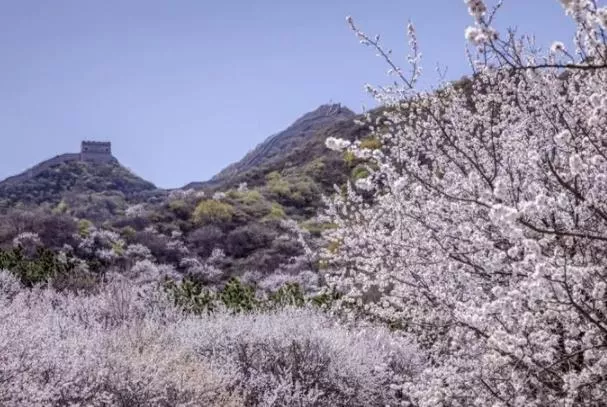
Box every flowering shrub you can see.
[0,281,239,406]
[0,278,421,406]
[323,1,607,405]
[0,269,21,300]
[180,307,421,406]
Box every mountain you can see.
[0,145,158,209]
[1,104,367,210]
[184,103,366,192]
[0,104,370,286]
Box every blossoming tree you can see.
[323,0,607,405]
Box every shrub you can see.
[358,136,382,150]
[168,199,191,220]
[300,220,337,238]
[234,189,263,204]
[0,246,79,287]
[78,219,93,237]
[0,209,77,250]
[219,277,259,312]
[343,150,356,166]
[193,199,234,224]
[130,229,182,264]
[180,307,422,406]
[264,201,286,220]
[187,225,225,258]
[267,282,305,307]
[52,199,69,214]
[351,165,370,180]
[166,277,259,314]
[265,171,291,198]
[265,173,320,209]
[225,223,275,258]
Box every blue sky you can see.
[0,1,574,188]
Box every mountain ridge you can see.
[0,103,365,206]
[184,103,360,191]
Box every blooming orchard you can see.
[323,0,607,405]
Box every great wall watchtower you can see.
[80,141,113,163]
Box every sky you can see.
[0,0,576,189]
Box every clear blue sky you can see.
[0,1,574,188]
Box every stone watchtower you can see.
[80,141,113,163]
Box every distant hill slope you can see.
[0,158,157,207]
[0,103,372,278]
[184,103,368,193]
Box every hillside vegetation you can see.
[0,160,157,207]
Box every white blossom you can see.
[212,191,226,200]
[325,136,352,152]
[326,2,607,404]
[12,232,41,249]
[550,41,566,53]
[0,281,421,406]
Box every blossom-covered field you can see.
[0,271,420,406]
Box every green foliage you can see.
[166,277,258,314]
[168,199,191,220]
[165,279,217,314]
[303,158,326,178]
[166,278,322,315]
[120,226,136,239]
[229,189,276,219]
[111,242,124,256]
[327,240,341,254]
[78,219,93,237]
[351,166,370,180]
[343,150,356,167]
[0,246,78,287]
[266,171,291,198]
[193,200,234,224]
[53,199,69,214]
[359,137,382,150]
[219,278,260,312]
[264,171,320,209]
[265,171,281,183]
[268,282,305,308]
[264,202,286,220]
[310,289,340,309]
[234,189,263,205]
